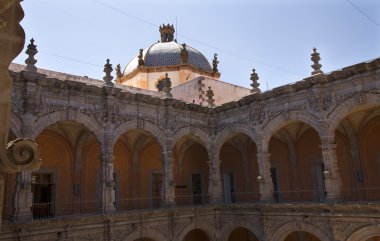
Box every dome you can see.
[123,41,213,76]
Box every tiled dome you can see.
[123,41,213,76]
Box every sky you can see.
[13,0,380,90]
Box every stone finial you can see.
[25,38,38,72]
[115,64,123,79]
[180,43,188,64]
[162,73,172,98]
[311,47,323,75]
[250,68,261,94]
[103,59,114,86]
[159,23,175,42]
[206,86,215,107]
[138,49,144,67]
[212,53,219,73]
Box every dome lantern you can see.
[159,23,175,43]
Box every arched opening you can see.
[219,133,259,203]
[284,231,321,241]
[20,121,101,218]
[113,129,162,209]
[173,135,209,205]
[268,121,324,202]
[335,107,380,201]
[228,227,259,241]
[183,229,210,241]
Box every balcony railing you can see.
[2,188,379,221]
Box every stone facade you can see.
[0,57,379,240]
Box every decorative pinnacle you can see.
[115,64,123,79]
[162,73,172,98]
[250,68,261,94]
[180,43,188,64]
[212,53,219,73]
[25,38,38,72]
[138,49,144,66]
[206,86,215,107]
[103,59,114,86]
[311,47,323,75]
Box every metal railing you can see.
[2,188,379,220]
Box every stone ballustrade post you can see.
[207,145,223,204]
[320,137,342,201]
[161,140,176,206]
[99,131,116,213]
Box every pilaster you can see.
[161,139,176,206]
[99,130,116,213]
[320,137,342,201]
[207,145,223,204]
[256,151,274,202]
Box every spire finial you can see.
[159,24,175,42]
[162,73,172,98]
[138,49,144,66]
[206,86,215,107]
[180,43,188,64]
[25,38,38,72]
[103,58,114,86]
[115,64,123,79]
[250,68,261,94]
[311,47,323,75]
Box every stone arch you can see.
[346,224,380,241]
[112,119,166,149]
[221,222,262,241]
[176,222,214,241]
[31,110,103,142]
[121,229,167,241]
[214,125,257,154]
[270,221,330,241]
[10,111,22,138]
[328,92,380,134]
[172,126,211,150]
[262,110,319,149]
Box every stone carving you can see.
[138,49,144,66]
[212,53,219,73]
[24,38,38,72]
[249,105,267,125]
[103,59,114,87]
[250,68,261,93]
[162,73,172,98]
[306,89,334,112]
[311,47,323,75]
[0,138,41,173]
[115,64,123,79]
[206,86,215,107]
[180,43,189,64]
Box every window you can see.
[31,173,55,219]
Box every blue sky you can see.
[14,0,380,90]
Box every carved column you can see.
[161,139,176,206]
[256,136,274,202]
[99,130,116,213]
[207,144,223,204]
[320,137,342,201]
